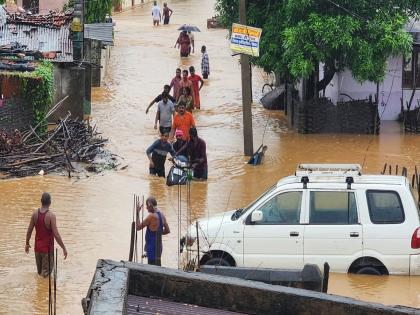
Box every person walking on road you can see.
[175,31,191,57]
[188,66,204,109]
[146,132,175,177]
[155,92,175,134]
[178,87,193,112]
[169,68,182,101]
[162,3,173,25]
[25,193,68,277]
[136,196,170,266]
[179,70,194,105]
[151,1,161,26]
[170,103,195,141]
[187,127,208,181]
[173,129,188,157]
[201,45,210,79]
[146,85,176,114]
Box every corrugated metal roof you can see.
[84,23,113,45]
[0,6,73,62]
[0,23,73,62]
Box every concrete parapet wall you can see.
[82,260,128,315]
[200,264,324,292]
[84,260,420,315]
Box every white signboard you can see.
[230,23,262,57]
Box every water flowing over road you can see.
[1,1,420,313]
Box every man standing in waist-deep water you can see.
[136,196,170,266]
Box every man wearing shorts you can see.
[25,193,68,277]
[151,1,161,26]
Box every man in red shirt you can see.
[25,193,67,277]
[188,66,204,109]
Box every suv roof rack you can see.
[296,164,362,176]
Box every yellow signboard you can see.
[230,23,262,57]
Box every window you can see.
[402,51,420,89]
[366,190,405,224]
[309,191,358,225]
[254,191,302,225]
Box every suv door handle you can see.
[350,232,359,237]
[290,231,299,237]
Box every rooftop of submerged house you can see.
[0,5,73,63]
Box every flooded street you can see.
[1,0,420,313]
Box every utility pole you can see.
[239,0,254,156]
[72,0,84,61]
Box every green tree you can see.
[216,0,416,90]
[65,0,113,23]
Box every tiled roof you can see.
[6,10,73,28]
[0,6,73,62]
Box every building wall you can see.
[17,0,69,13]
[320,57,403,121]
[0,76,33,132]
[50,63,85,122]
[0,99,33,132]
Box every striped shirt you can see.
[201,52,210,74]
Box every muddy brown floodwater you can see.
[1,1,420,314]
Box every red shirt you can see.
[188,74,202,108]
[34,209,54,253]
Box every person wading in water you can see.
[136,196,170,266]
[25,193,68,277]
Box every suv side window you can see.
[366,190,405,224]
[309,191,358,224]
[254,191,302,225]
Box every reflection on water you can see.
[1,0,420,314]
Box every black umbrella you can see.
[178,24,201,32]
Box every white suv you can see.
[189,164,420,275]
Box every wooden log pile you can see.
[0,117,115,178]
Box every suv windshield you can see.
[231,184,277,220]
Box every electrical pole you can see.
[72,0,84,62]
[239,0,254,156]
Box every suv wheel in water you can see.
[356,266,382,275]
[204,257,231,266]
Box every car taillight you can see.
[411,227,420,249]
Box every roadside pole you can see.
[239,0,254,156]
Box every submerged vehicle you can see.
[186,164,420,275]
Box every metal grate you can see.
[127,295,247,315]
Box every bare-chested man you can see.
[136,196,170,266]
[25,192,67,277]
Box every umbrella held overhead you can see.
[178,24,201,32]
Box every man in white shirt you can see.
[151,1,161,26]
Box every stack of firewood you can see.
[0,117,116,178]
